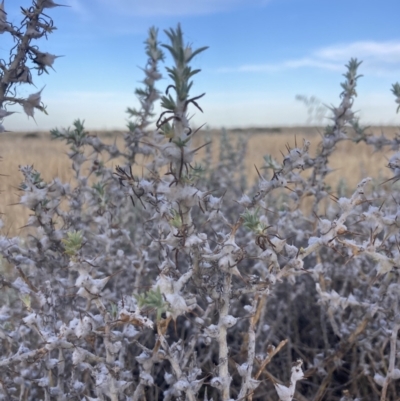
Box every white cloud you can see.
[316,41,400,62]
[219,58,342,73]
[220,41,400,75]
[96,0,270,17]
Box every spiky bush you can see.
[2,3,400,401]
[0,0,64,130]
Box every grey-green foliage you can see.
[159,24,208,143]
[3,7,400,401]
[162,24,208,103]
[126,26,165,132]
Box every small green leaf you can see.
[134,287,169,321]
[62,230,83,258]
[241,208,266,234]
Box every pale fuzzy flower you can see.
[236,362,249,377]
[210,377,225,390]
[204,324,219,338]
[388,152,400,176]
[0,109,15,119]
[37,0,69,8]
[26,26,42,38]
[75,273,113,299]
[20,187,47,209]
[164,291,189,320]
[269,236,286,253]
[0,0,5,21]
[374,373,385,387]
[174,379,190,392]
[10,66,32,84]
[248,378,261,390]
[0,0,7,33]
[74,316,93,338]
[140,372,154,386]
[236,193,251,207]
[22,87,45,119]
[13,277,31,294]
[273,360,304,401]
[23,312,41,328]
[220,315,237,328]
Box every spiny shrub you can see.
[2,2,400,401]
[0,0,63,130]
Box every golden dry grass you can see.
[0,126,397,236]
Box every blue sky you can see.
[3,0,400,131]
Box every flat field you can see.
[0,126,397,236]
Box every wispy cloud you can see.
[64,0,91,20]
[219,58,342,73]
[96,0,270,17]
[219,41,400,75]
[316,41,400,62]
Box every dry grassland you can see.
[0,126,397,236]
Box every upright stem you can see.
[94,298,119,401]
[218,273,232,401]
[238,298,257,401]
[380,296,400,401]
